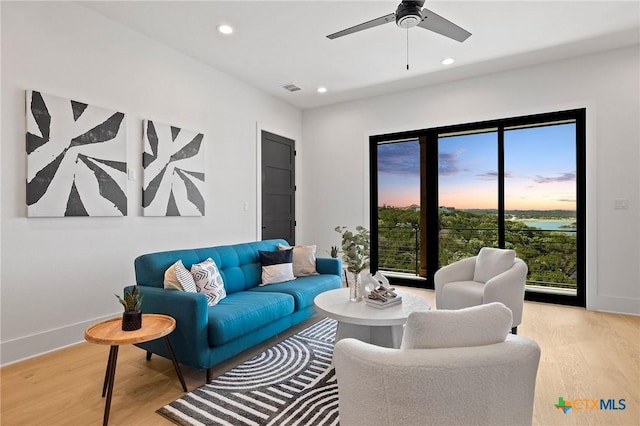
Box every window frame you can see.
[370,108,586,307]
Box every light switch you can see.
[128,168,136,181]
[243,202,249,211]
[614,198,628,209]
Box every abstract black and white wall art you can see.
[26,90,127,217]
[142,120,205,216]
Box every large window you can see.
[370,109,585,306]
[376,140,422,276]
[438,129,498,267]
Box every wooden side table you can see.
[85,313,188,426]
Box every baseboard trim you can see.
[0,312,118,366]
[589,295,640,316]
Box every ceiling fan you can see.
[327,0,471,43]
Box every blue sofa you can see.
[127,239,342,382]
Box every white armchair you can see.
[435,247,527,333]
[334,303,541,426]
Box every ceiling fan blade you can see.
[418,8,471,42]
[327,13,395,39]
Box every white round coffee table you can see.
[314,288,430,348]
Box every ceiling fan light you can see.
[397,14,422,28]
[395,1,423,28]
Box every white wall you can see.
[0,2,302,364]
[300,45,640,316]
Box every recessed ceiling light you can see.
[317,87,327,93]
[441,57,455,65]
[217,24,234,35]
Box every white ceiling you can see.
[80,1,640,110]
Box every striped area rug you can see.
[158,318,339,426]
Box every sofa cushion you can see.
[164,260,197,292]
[207,291,295,346]
[259,249,295,285]
[191,258,226,306]
[473,247,516,283]
[401,302,513,350]
[249,274,341,310]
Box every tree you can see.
[377,207,577,290]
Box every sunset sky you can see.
[378,123,577,211]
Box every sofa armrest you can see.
[124,285,211,368]
[316,257,342,276]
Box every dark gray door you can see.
[261,131,295,244]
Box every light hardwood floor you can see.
[1,287,639,426]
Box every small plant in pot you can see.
[115,286,143,331]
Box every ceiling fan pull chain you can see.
[406,27,410,70]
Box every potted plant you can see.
[115,286,143,331]
[335,225,370,301]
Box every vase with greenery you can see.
[115,286,143,331]
[335,225,370,302]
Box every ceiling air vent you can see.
[281,83,301,92]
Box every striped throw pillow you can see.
[163,260,198,292]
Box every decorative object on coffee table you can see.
[365,280,403,309]
[361,271,379,296]
[365,295,403,309]
[115,286,143,331]
[335,225,370,302]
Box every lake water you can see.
[520,220,575,231]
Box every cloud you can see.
[557,198,576,203]
[534,172,576,183]
[378,142,420,176]
[475,171,515,181]
[438,149,466,176]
